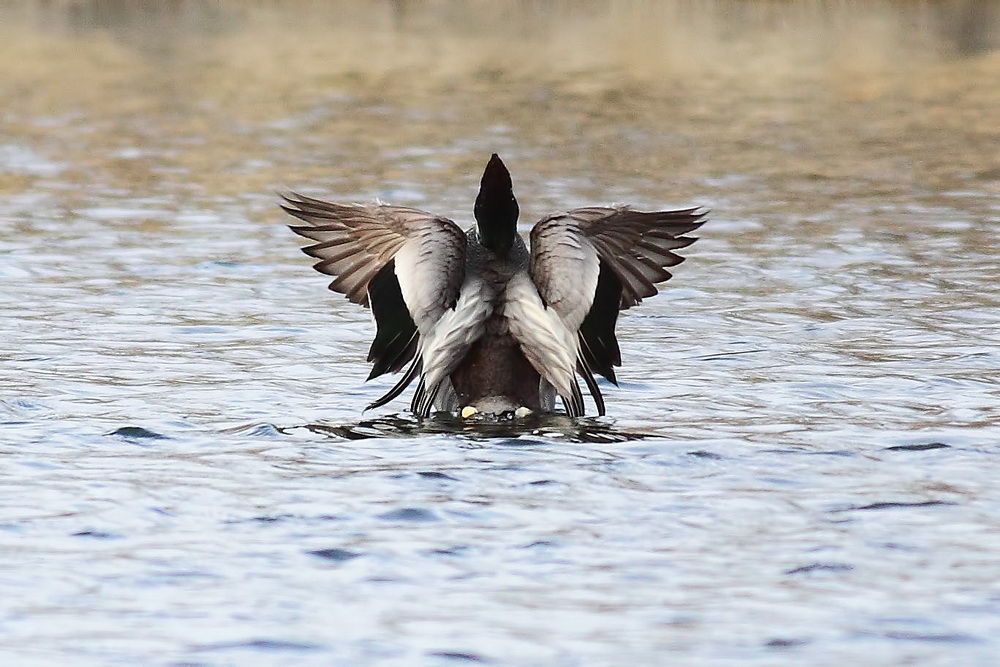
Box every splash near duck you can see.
[282,154,706,418]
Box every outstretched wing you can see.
[281,193,467,408]
[527,205,706,415]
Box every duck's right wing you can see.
[527,205,706,415]
[281,193,467,410]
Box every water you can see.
[2,1,1000,664]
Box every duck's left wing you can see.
[527,205,706,415]
[282,193,467,409]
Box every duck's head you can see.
[474,153,519,256]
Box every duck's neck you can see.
[474,154,519,256]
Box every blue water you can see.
[2,2,1000,665]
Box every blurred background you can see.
[3,0,998,211]
[2,2,1000,665]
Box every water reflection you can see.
[285,413,653,443]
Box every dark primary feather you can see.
[366,259,418,380]
[282,192,466,309]
[577,260,622,385]
[366,355,421,411]
[567,206,705,310]
[410,376,441,418]
[576,359,606,416]
[282,194,397,306]
[567,370,587,417]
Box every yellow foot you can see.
[460,406,479,419]
[514,407,533,418]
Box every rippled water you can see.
[2,1,1000,664]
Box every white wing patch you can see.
[504,273,578,400]
[530,221,601,331]
[419,275,494,391]
[393,234,462,335]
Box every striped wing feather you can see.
[282,192,467,409]
[282,193,463,307]
[563,206,706,310]
[529,205,706,414]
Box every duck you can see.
[282,154,706,418]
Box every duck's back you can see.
[448,232,549,413]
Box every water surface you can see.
[2,2,1000,664]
